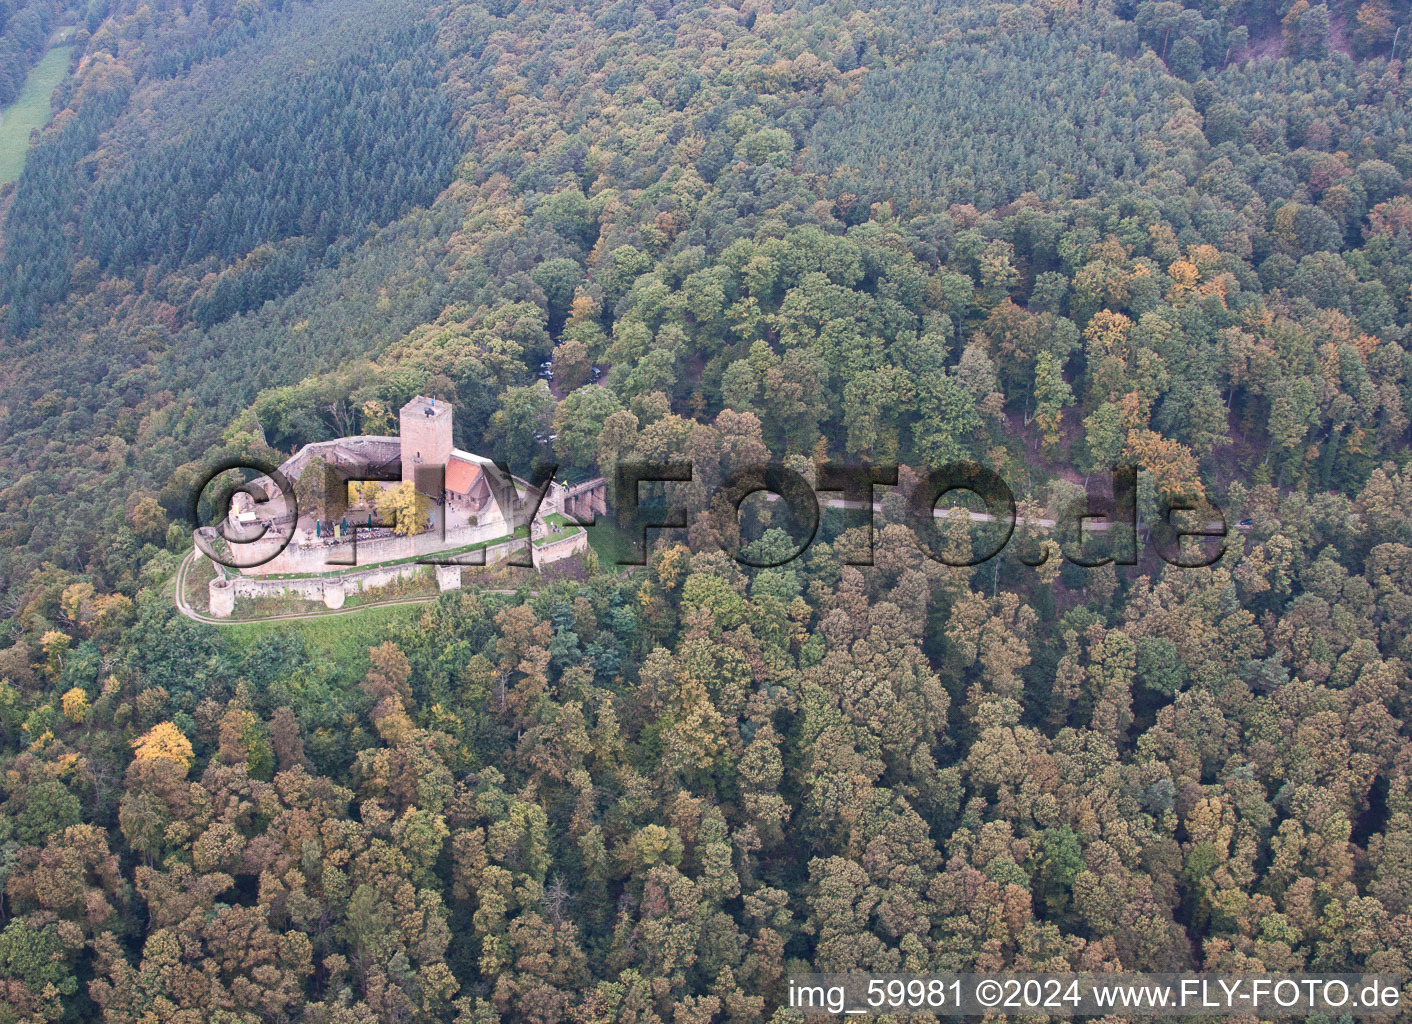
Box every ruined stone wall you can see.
[202,534,534,614]
[209,577,235,617]
[533,530,588,568]
[275,435,401,485]
[225,561,426,602]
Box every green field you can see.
[220,602,430,684]
[0,43,73,185]
[584,518,643,569]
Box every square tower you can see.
[399,396,454,489]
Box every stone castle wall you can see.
[204,535,534,617]
[274,435,402,490]
[209,577,235,617]
[233,505,513,576]
[533,529,588,567]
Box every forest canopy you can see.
[1,0,1412,1020]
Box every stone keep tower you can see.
[400,396,454,491]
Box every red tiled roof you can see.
[445,454,482,496]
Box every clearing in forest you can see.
[0,41,72,185]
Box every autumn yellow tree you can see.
[61,688,89,723]
[131,722,194,770]
[1124,428,1204,501]
[375,480,430,536]
[40,631,70,681]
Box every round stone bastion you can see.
[208,577,235,618]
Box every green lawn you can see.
[219,602,430,675]
[538,512,584,539]
[584,519,644,569]
[0,44,73,185]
